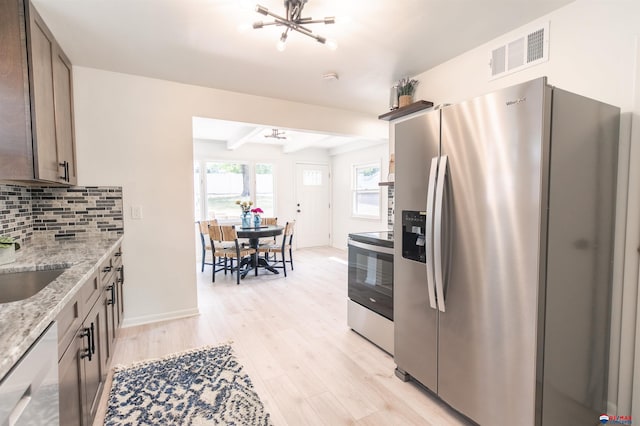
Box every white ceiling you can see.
[192,117,386,154]
[33,0,574,150]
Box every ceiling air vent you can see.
[489,22,549,80]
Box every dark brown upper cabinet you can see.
[0,0,77,185]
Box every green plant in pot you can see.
[0,236,20,266]
[397,77,419,107]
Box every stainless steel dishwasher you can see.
[0,322,59,426]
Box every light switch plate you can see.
[131,206,143,220]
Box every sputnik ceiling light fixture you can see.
[252,0,337,52]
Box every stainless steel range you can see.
[347,231,394,354]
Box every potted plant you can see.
[0,236,20,266]
[397,77,419,107]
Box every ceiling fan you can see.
[264,128,287,140]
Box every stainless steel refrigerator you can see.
[394,77,619,425]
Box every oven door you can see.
[348,239,394,320]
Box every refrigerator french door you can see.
[394,77,619,426]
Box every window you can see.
[255,163,274,216]
[205,162,250,218]
[303,170,322,186]
[352,162,381,218]
[194,161,275,220]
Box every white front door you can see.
[295,163,330,248]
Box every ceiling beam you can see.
[227,127,264,150]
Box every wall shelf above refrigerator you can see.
[378,100,434,121]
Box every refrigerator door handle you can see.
[425,157,439,310]
[434,154,448,312]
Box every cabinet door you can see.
[28,9,59,183]
[0,0,34,180]
[102,274,116,371]
[58,328,86,426]
[116,264,124,328]
[82,300,106,426]
[52,45,76,184]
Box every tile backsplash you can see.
[0,184,123,243]
[0,185,33,243]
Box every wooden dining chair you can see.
[197,220,215,272]
[207,223,235,282]
[257,217,278,258]
[199,219,231,272]
[261,217,278,225]
[257,220,295,277]
[220,225,258,284]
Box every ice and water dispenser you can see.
[401,210,427,263]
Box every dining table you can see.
[236,224,284,276]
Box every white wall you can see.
[331,143,389,249]
[73,67,386,327]
[408,0,640,415]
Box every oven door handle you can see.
[348,240,394,255]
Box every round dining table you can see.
[236,225,284,275]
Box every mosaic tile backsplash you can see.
[0,184,123,243]
[0,185,33,243]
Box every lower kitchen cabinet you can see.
[115,251,125,329]
[102,270,116,370]
[83,297,107,424]
[58,273,105,426]
[101,244,123,366]
[57,323,83,426]
[57,244,124,426]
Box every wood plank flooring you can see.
[93,246,470,425]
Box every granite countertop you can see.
[0,235,124,380]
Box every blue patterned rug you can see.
[104,344,273,425]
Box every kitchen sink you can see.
[0,268,66,303]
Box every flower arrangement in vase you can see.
[236,200,253,227]
[251,207,264,227]
[397,77,419,107]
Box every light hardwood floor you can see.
[94,246,470,425]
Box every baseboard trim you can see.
[121,307,200,328]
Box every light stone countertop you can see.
[0,235,124,380]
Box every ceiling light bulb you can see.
[276,34,287,51]
[256,5,268,15]
[324,17,336,25]
[326,39,338,50]
[334,15,351,25]
[237,23,252,33]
